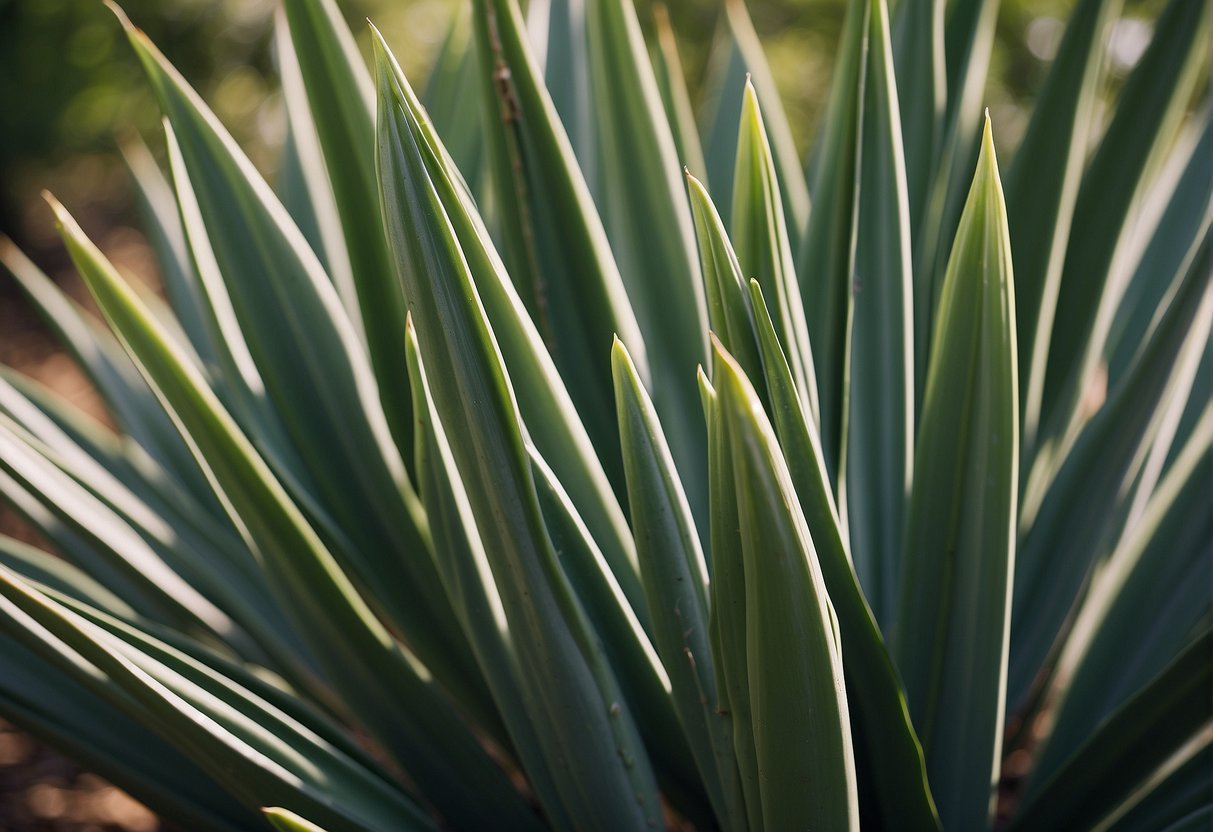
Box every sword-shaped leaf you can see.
[377,29,645,620]
[1105,113,1212,387]
[839,0,915,626]
[701,0,809,247]
[375,35,663,828]
[1009,628,1213,832]
[612,338,744,826]
[50,199,533,829]
[1039,0,1209,454]
[1104,746,1213,832]
[894,117,1017,832]
[265,809,329,832]
[0,570,434,832]
[121,18,485,707]
[1004,0,1121,465]
[732,80,819,427]
[795,0,864,466]
[0,240,210,498]
[702,356,762,832]
[686,172,766,393]
[121,136,223,371]
[423,2,487,188]
[405,322,572,827]
[276,0,412,451]
[747,281,939,831]
[273,8,361,336]
[0,631,255,832]
[472,0,648,485]
[1030,410,1211,789]
[581,0,710,511]
[712,339,859,830]
[910,0,998,365]
[1010,232,1211,707]
[891,0,944,236]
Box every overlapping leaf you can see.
[50,198,532,829]
[471,0,648,484]
[708,340,859,830]
[375,34,663,828]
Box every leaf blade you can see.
[894,117,1018,831]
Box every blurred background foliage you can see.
[0,0,1167,257]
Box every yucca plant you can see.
[0,0,1208,827]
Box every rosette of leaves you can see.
[0,0,1207,828]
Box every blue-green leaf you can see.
[894,117,1017,831]
[375,35,662,828]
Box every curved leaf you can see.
[51,197,531,830]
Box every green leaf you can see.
[686,172,766,393]
[0,372,327,700]
[1106,745,1213,832]
[0,416,240,643]
[50,197,532,830]
[839,0,915,625]
[1029,402,1210,787]
[423,2,487,188]
[375,35,663,828]
[528,446,704,809]
[264,808,329,832]
[1005,0,1121,465]
[122,18,488,708]
[746,281,939,831]
[581,0,711,514]
[891,0,945,239]
[0,570,433,832]
[912,0,998,368]
[0,632,255,832]
[1038,0,1210,458]
[1010,628,1213,831]
[795,0,865,467]
[0,367,166,515]
[687,173,936,828]
[471,0,649,488]
[651,5,707,182]
[1106,113,1212,387]
[527,0,595,173]
[276,0,413,453]
[0,535,136,620]
[376,25,646,622]
[941,0,997,142]
[121,136,222,371]
[894,117,1017,832]
[1010,230,1212,707]
[732,80,820,428]
[0,239,210,499]
[712,339,859,830]
[273,8,362,337]
[702,0,810,249]
[702,360,762,832]
[405,321,572,828]
[698,12,745,197]
[611,338,745,828]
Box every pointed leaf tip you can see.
[980,112,996,162]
